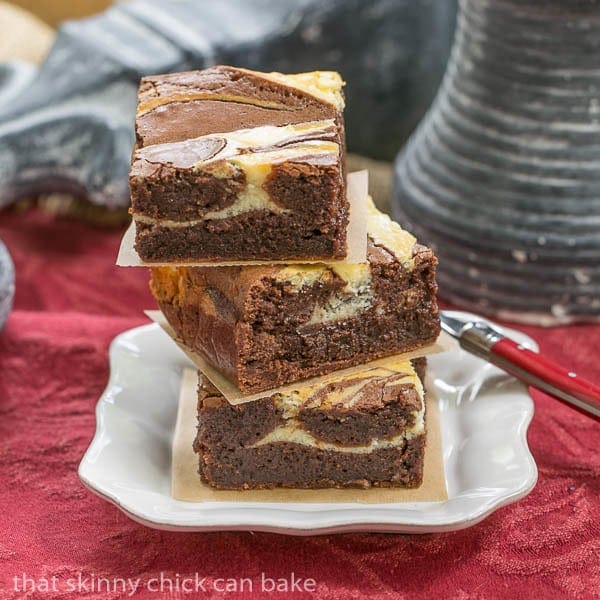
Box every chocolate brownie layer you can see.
[194,359,426,489]
[411,356,427,383]
[197,439,425,490]
[130,66,348,262]
[151,201,440,393]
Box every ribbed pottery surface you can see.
[393,0,600,325]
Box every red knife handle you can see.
[491,337,600,420]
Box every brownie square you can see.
[129,65,349,262]
[194,358,427,490]
[150,201,440,393]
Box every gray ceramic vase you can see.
[0,239,14,330]
[393,0,600,325]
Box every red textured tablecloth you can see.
[1,209,599,600]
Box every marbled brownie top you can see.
[130,66,347,229]
[199,357,425,449]
[130,120,341,222]
[135,65,344,148]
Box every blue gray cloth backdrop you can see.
[0,0,456,327]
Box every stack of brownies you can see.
[127,66,440,490]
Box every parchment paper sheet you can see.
[117,171,368,267]
[171,368,448,503]
[146,309,456,405]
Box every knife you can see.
[440,312,600,420]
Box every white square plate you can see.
[78,311,537,534]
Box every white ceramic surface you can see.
[78,312,538,534]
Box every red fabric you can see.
[0,208,599,600]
